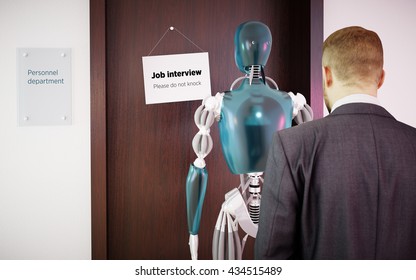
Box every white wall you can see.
[324,0,416,128]
[0,0,91,259]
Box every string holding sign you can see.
[147,26,205,56]
[143,26,211,104]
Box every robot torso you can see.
[218,79,292,174]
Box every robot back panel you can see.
[219,79,292,174]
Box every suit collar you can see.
[329,103,395,119]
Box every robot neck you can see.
[247,65,266,85]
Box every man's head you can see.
[322,26,385,111]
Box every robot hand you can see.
[289,92,314,124]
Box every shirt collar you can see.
[331,93,381,113]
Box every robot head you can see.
[234,21,272,74]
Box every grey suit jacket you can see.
[255,103,416,259]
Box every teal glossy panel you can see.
[186,164,208,235]
[219,79,292,174]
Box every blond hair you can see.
[323,26,384,87]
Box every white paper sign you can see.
[142,52,211,104]
[17,48,72,126]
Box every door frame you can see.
[89,0,323,260]
[90,0,107,260]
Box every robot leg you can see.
[212,173,263,259]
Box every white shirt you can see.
[331,93,381,113]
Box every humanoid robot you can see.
[186,21,313,260]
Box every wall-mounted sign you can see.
[142,52,211,104]
[17,48,72,126]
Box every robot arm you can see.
[186,93,223,260]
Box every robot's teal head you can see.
[234,21,272,74]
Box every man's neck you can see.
[327,84,378,111]
[331,93,381,112]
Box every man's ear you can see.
[323,66,333,87]
[377,69,385,89]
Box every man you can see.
[254,26,416,259]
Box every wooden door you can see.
[91,0,323,260]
